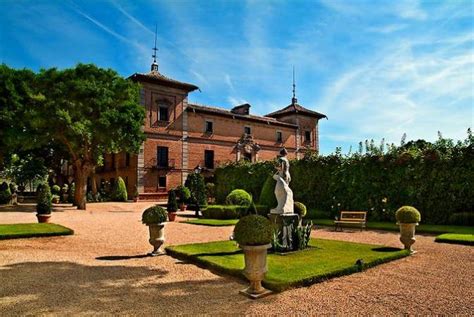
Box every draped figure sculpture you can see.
[270,148,294,214]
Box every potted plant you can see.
[51,195,60,204]
[142,205,168,256]
[396,206,421,253]
[233,214,274,299]
[167,189,178,221]
[176,185,191,211]
[36,183,52,223]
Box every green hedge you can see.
[215,132,474,225]
[202,205,246,219]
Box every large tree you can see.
[32,64,145,209]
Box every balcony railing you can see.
[145,158,176,170]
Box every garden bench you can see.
[334,211,367,231]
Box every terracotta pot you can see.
[168,212,177,222]
[147,223,165,256]
[37,214,51,223]
[398,222,418,253]
[179,203,187,211]
[239,243,272,299]
[133,197,138,202]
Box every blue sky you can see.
[1,0,472,154]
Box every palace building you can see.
[95,55,327,201]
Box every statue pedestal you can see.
[269,213,299,252]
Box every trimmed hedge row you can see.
[201,204,270,220]
[215,133,474,225]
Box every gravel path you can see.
[1,202,473,316]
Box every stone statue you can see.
[270,148,294,214]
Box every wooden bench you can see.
[334,211,367,231]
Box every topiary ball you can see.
[51,185,61,195]
[395,206,421,223]
[294,201,307,217]
[226,189,252,206]
[233,215,273,246]
[142,205,168,224]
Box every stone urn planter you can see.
[147,223,165,256]
[37,214,51,223]
[142,205,168,256]
[240,243,272,298]
[234,215,274,299]
[395,206,421,254]
[398,222,418,253]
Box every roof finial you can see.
[151,24,159,72]
[292,66,297,105]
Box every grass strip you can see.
[0,223,74,240]
[434,233,474,246]
[166,238,410,292]
[183,219,238,227]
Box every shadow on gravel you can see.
[372,247,403,252]
[95,255,150,261]
[0,261,254,315]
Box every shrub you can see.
[51,185,61,195]
[206,182,215,200]
[36,183,52,214]
[185,173,207,210]
[294,201,307,217]
[175,185,191,204]
[396,206,421,223]
[167,190,178,212]
[0,182,12,204]
[258,175,277,210]
[112,177,128,202]
[449,212,474,226]
[202,205,245,219]
[234,214,273,246]
[68,183,75,204]
[142,205,168,224]
[225,189,252,206]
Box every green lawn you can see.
[183,219,239,226]
[0,223,74,240]
[435,234,474,246]
[166,238,409,292]
[310,218,474,234]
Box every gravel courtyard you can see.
[1,202,473,316]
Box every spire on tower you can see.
[151,24,159,72]
[291,66,297,105]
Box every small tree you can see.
[0,182,12,204]
[185,172,207,216]
[167,190,178,212]
[175,185,191,205]
[113,177,128,202]
[36,183,52,214]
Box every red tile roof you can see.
[129,70,199,92]
[187,103,299,128]
[266,103,327,119]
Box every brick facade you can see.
[96,64,326,201]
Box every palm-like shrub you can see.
[36,183,52,214]
[113,177,128,202]
[0,182,12,204]
[226,189,252,206]
[142,205,168,224]
[167,190,178,212]
[175,185,191,204]
[396,206,421,223]
[233,215,273,246]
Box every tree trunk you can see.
[91,169,97,196]
[74,167,87,210]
